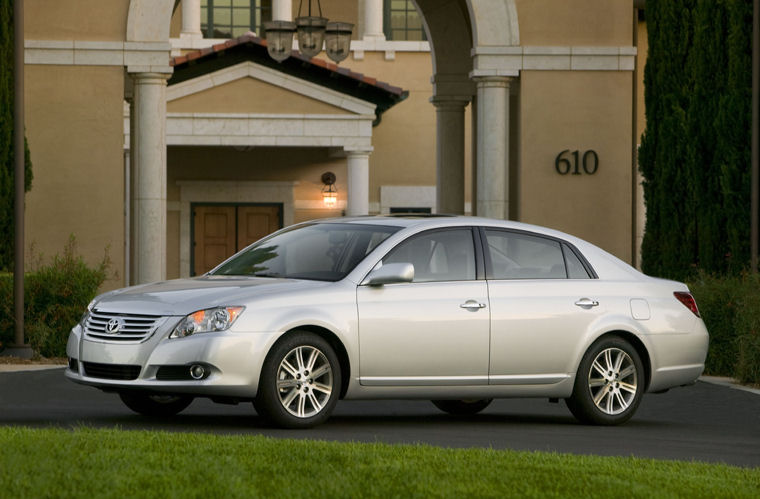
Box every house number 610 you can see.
[555,150,599,175]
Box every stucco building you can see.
[21,0,647,288]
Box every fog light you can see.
[190,365,206,380]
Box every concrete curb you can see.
[699,376,760,396]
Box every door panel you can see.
[357,281,490,385]
[193,204,282,275]
[237,205,281,249]
[488,280,604,381]
[193,206,236,275]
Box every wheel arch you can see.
[592,330,652,391]
[269,325,351,399]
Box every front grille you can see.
[84,309,163,342]
[83,362,141,380]
[156,365,194,381]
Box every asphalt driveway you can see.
[1,368,758,467]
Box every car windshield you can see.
[210,223,401,281]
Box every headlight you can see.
[79,301,95,329]
[170,306,245,339]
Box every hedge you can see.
[688,272,760,384]
[0,236,109,357]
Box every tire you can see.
[253,332,341,429]
[566,336,645,425]
[119,391,193,417]
[432,399,493,416]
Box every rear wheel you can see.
[119,392,193,417]
[254,332,341,429]
[566,336,644,425]
[432,399,493,416]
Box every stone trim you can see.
[164,113,373,149]
[166,61,377,115]
[472,46,637,74]
[24,40,172,73]
[380,186,437,214]
[177,180,297,278]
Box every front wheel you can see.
[566,336,645,425]
[119,392,193,417]
[253,332,341,429]
[432,399,493,416]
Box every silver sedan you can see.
[66,216,709,428]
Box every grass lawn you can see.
[0,426,757,498]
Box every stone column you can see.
[131,72,170,284]
[273,0,293,21]
[431,96,469,214]
[473,76,511,219]
[363,0,385,41]
[180,0,203,39]
[346,149,372,216]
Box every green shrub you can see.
[0,236,110,357]
[688,273,743,375]
[688,272,760,384]
[734,281,760,385]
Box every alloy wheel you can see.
[587,347,638,415]
[276,345,334,418]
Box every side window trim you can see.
[476,227,598,280]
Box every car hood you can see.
[92,276,334,316]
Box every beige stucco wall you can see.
[515,0,632,46]
[343,52,441,206]
[25,0,130,41]
[25,65,126,288]
[518,70,633,261]
[168,77,352,114]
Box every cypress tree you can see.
[639,0,696,280]
[717,0,753,273]
[0,2,33,271]
[687,0,728,273]
[640,0,753,279]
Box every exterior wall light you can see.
[321,171,338,208]
[264,0,353,63]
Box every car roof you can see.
[310,215,576,236]
[309,215,647,281]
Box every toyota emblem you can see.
[105,318,124,334]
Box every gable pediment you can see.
[167,61,376,116]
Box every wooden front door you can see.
[193,204,282,275]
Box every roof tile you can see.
[170,33,407,97]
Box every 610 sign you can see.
[555,150,599,175]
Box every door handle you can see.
[460,300,486,310]
[574,298,599,308]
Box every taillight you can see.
[674,292,700,317]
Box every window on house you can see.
[201,0,272,39]
[384,0,426,41]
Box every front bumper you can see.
[65,322,278,398]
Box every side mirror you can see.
[363,263,414,286]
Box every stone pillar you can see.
[273,0,293,21]
[272,0,293,22]
[470,92,478,216]
[346,149,372,216]
[131,72,170,284]
[363,0,385,41]
[431,96,469,214]
[180,0,203,39]
[473,76,511,219]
